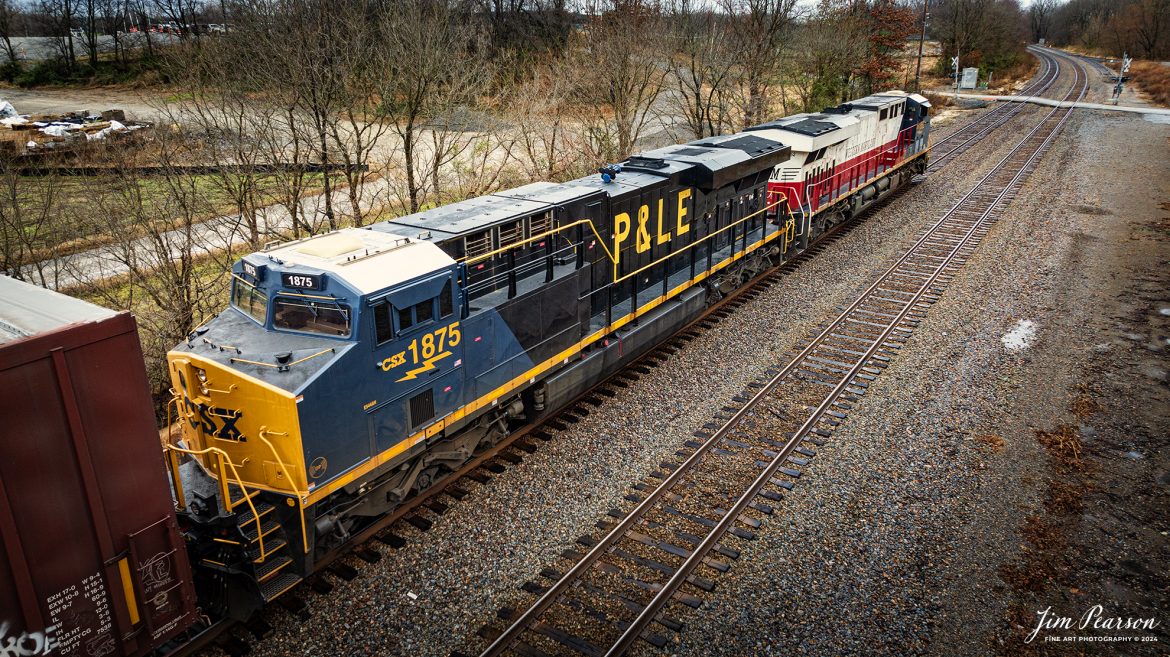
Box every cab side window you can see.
[374,303,393,345]
[376,278,457,344]
[414,299,434,324]
[439,279,454,318]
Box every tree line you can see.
[0,0,1040,407]
[1031,0,1170,60]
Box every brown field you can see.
[1128,60,1170,107]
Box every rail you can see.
[478,45,1087,657]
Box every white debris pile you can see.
[1001,319,1038,352]
[0,98,147,152]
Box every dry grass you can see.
[975,433,1006,453]
[1044,479,1086,515]
[921,91,953,108]
[990,58,1040,94]
[1035,425,1084,469]
[998,515,1065,592]
[1068,384,1099,421]
[1128,60,1170,108]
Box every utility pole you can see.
[914,0,929,93]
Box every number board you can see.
[242,261,258,279]
[281,272,322,290]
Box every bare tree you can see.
[665,0,739,139]
[784,2,867,112]
[0,161,65,286]
[1129,0,1170,58]
[503,63,583,180]
[1029,0,1058,42]
[723,0,799,127]
[571,0,668,163]
[41,0,77,71]
[374,0,493,213]
[83,131,232,396]
[0,0,20,64]
[931,0,1026,73]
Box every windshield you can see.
[232,279,267,324]
[273,296,351,337]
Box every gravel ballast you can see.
[671,111,1169,655]
[214,103,1032,657]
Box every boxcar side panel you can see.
[0,312,195,657]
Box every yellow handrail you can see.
[229,348,335,370]
[608,195,790,285]
[462,218,617,269]
[461,193,796,289]
[164,394,188,511]
[164,442,273,562]
[164,385,273,561]
[257,428,310,555]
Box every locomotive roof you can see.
[376,194,553,240]
[638,132,790,189]
[496,181,604,206]
[778,118,841,137]
[258,228,455,295]
[0,274,117,344]
[849,92,910,108]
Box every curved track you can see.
[474,49,1088,657]
[926,45,1063,173]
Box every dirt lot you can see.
[0,86,167,122]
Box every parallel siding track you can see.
[471,50,1088,657]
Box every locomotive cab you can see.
[166,229,469,617]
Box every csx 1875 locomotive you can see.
[165,91,930,617]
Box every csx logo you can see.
[182,396,246,442]
[378,322,461,382]
[614,188,692,266]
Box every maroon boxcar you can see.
[0,276,195,657]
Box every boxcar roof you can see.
[0,275,117,344]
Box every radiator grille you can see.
[409,389,435,429]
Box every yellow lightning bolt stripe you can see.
[395,350,453,382]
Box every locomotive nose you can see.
[167,353,307,498]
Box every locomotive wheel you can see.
[414,465,441,492]
[705,284,723,305]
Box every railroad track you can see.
[190,178,913,657]
[192,46,1075,657]
[925,45,1063,173]
[469,50,1088,657]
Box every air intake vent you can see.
[409,389,435,429]
[626,156,668,169]
[822,103,853,114]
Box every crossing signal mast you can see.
[1111,53,1133,105]
[952,55,960,101]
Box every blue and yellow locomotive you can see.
[165,92,930,618]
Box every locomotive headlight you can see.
[196,368,207,382]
